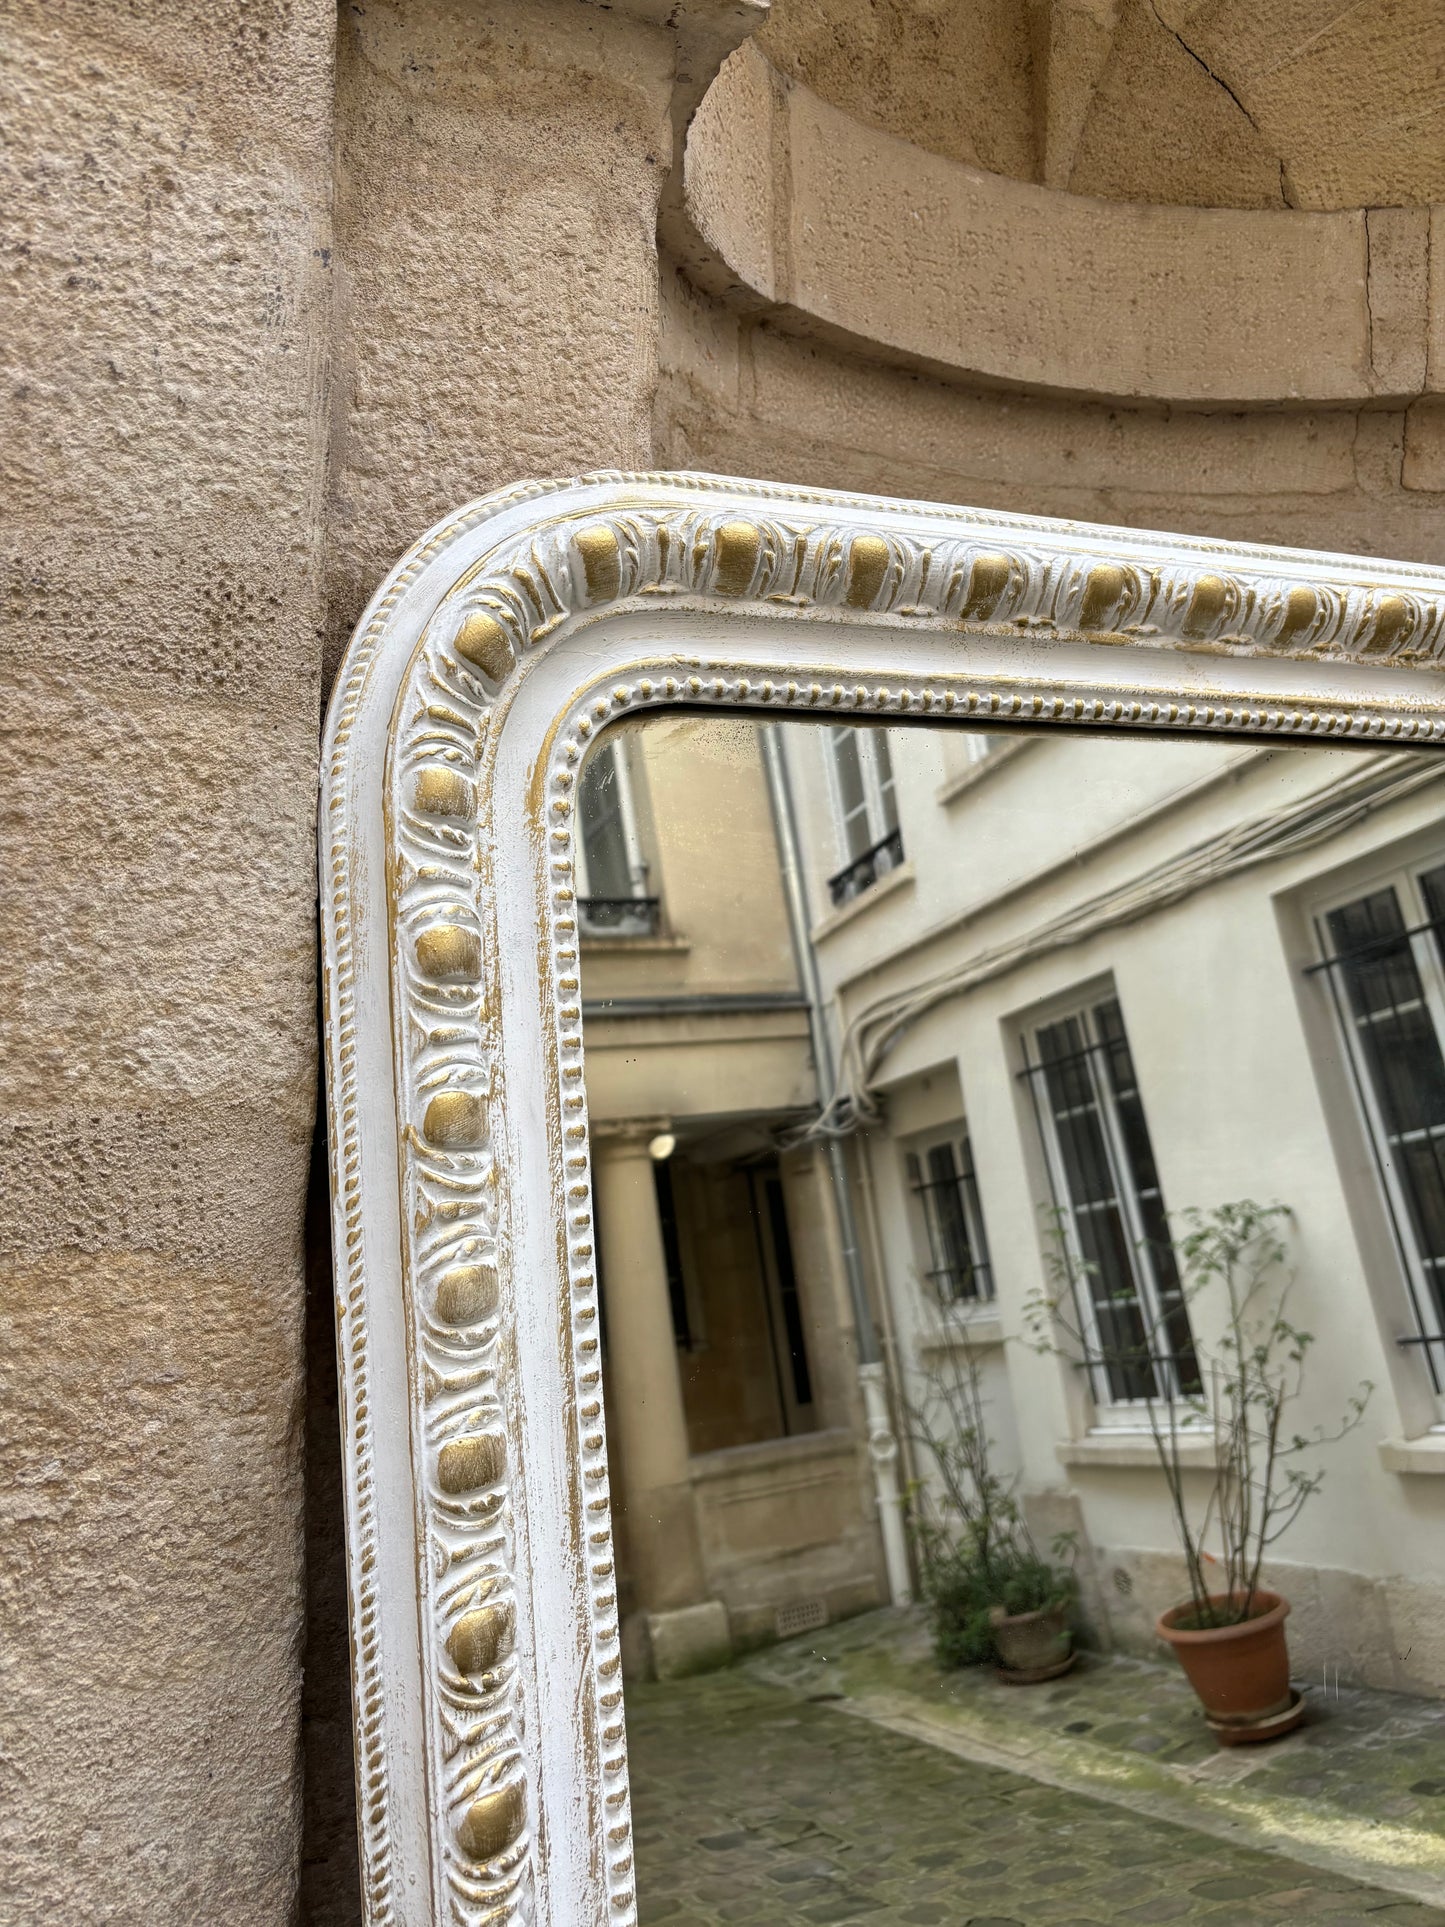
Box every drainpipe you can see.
[854,1121,923,1530]
[760,724,912,1607]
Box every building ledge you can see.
[1378,1433,1445,1475]
[687,43,1418,407]
[811,859,915,945]
[936,736,1037,807]
[917,1313,1006,1353]
[690,1427,858,1484]
[580,933,691,955]
[582,990,807,1021]
[1057,1430,1218,1471]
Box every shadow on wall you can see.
[301,1078,362,1926]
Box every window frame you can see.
[1308,851,1445,1415]
[745,1163,818,1437]
[575,735,657,937]
[823,723,903,904]
[1020,985,1200,1426]
[953,732,999,771]
[904,1126,995,1315]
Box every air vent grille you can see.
[775,1596,828,1639]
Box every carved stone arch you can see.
[320,471,1445,1926]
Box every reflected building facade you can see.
[576,716,889,1676]
[780,720,1445,1692]
[583,707,1445,1691]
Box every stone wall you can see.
[325,0,674,673]
[657,264,1445,568]
[3,2,334,1918]
[759,0,1445,209]
[3,1,679,1918]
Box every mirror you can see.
[320,472,1445,1924]
[578,713,1445,1922]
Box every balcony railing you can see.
[579,894,660,937]
[826,827,904,907]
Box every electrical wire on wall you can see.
[800,749,1445,1143]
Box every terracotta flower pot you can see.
[1156,1589,1293,1730]
[989,1599,1075,1683]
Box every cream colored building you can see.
[9,0,1445,1915]
[575,717,887,1672]
[781,718,1445,1691]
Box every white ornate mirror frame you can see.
[320,472,1445,1926]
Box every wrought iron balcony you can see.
[826,827,904,907]
[578,894,661,937]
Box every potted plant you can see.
[987,1547,1078,1683]
[1029,1199,1371,1742]
[905,1300,1078,1681]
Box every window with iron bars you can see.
[1309,858,1445,1403]
[905,1133,994,1309]
[1020,991,1200,1413]
[576,737,659,937]
[824,724,903,906]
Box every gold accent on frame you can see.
[1079,563,1132,632]
[845,535,890,609]
[413,767,476,818]
[436,1262,500,1326]
[415,924,483,981]
[575,525,622,604]
[453,612,516,683]
[327,470,1445,1927]
[1184,574,1229,638]
[423,1091,487,1148]
[457,1782,526,1861]
[448,1604,515,1675]
[438,1434,506,1495]
[713,520,762,596]
[1275,586,1318,649]
[961,553,1012,622]
[1367,594,1411,655]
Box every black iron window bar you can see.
[1307,911,1445,1393]
[924,1263,990,1300]
[1302,911,1445,976]
[578,894,661,935]
[1016,1052,1104,1400]
[827,826,904,907]
[1016,1034,1198,1407]
[908,1162,995,1303]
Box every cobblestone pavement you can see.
[743,1610,1445,1902]
[629,1667,1445,1926]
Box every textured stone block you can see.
[648,1599,734,1679]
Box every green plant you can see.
[905,1310,1076,1667]
[993,1547,1079,1618]
[1026,1199,1371,1631]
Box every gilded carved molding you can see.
[321,471,1445,1927]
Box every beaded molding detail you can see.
[323,473,1445,1927]
[322,474,576,1927]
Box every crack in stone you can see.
[1147,0,1294,205]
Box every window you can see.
[906,1133,993,1308]
[653,1157,693,1349]
[576,738,658,936]
[593,1155,697,1355]
[751,1168,815,1420]
[1311,859,1445,1397]
[1021,991,1199,1412]
[825,725,903,905]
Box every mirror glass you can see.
[576,714,1445,1924]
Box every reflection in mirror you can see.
[577,714,1445,1922]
